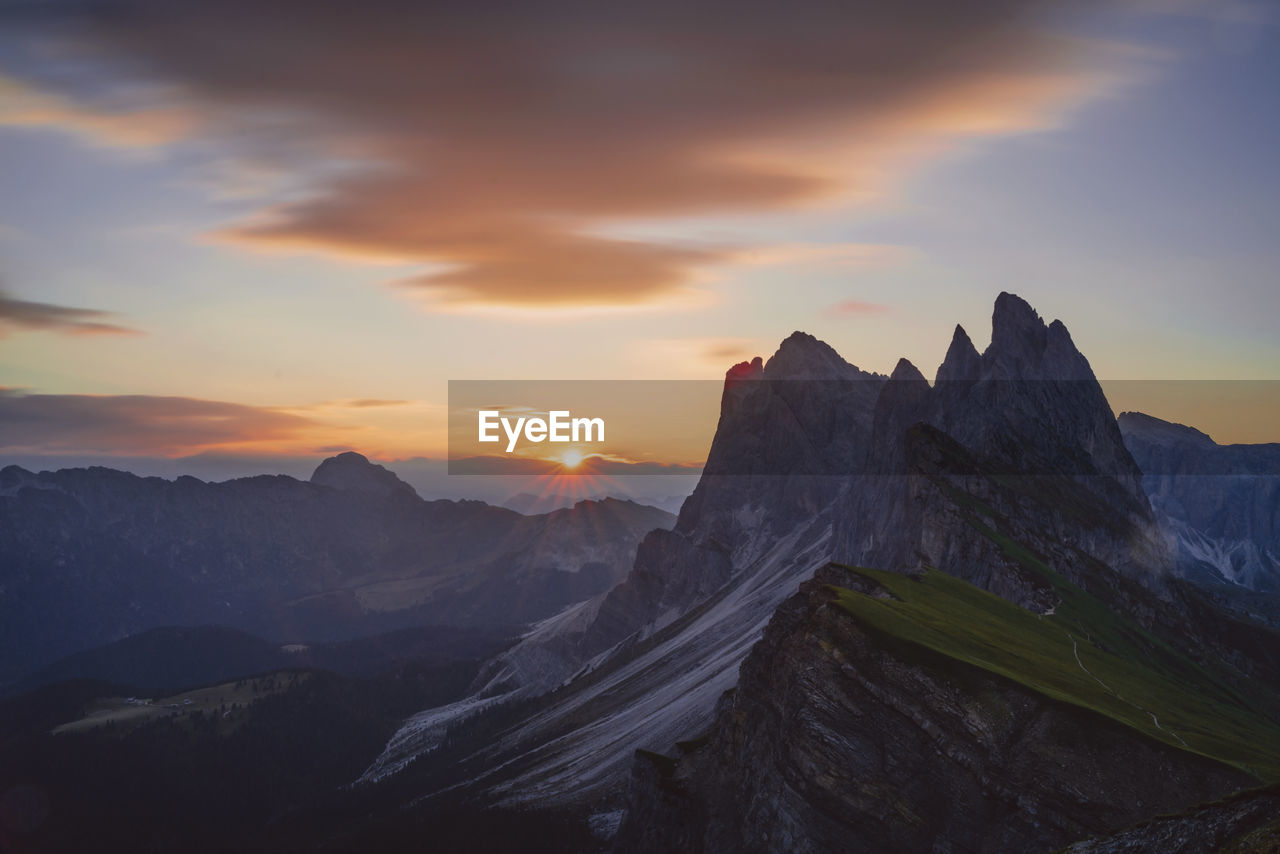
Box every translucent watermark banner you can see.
[447,379,1280,476]
[448,380,719,476]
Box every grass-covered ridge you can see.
[829,565,1280,782]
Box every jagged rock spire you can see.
[936,324,981,384]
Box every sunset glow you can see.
[1,1,1277,485]
[6,5,1279,849]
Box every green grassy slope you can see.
[830,565,1280,782]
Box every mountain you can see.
[352,293,1279,854]
[311,451,420,498]
[6,294,1278,853]
[0,454,673,684]
[825,294,1168,619]
[613,564,1274,853]
[601,297,1280,852]
[599,299,1280,852]
[358,330,888,786]
[1119,411,1280,592]
[366,297,1211,787]
[503,492,580,515]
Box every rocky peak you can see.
[939,293,1138,480]
[888,356,927,385]
[763,331,863,380]
[309,451,416,499]
[867,358,932,475]
[936,324,981,384]
[721,356,765,413]
[1044,318,1098,381]
[725,356,764,382]
[982,293,1098,382]
[986,291,1048,374]
[874,357,930,430]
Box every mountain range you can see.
[352,293,1279,852]
[2,293,1277,852]
[0,453,673,685]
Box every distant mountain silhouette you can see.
[0,454,673,684]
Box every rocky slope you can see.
[366,293,1272,814]
[614,565,1266,853]
[1119,411,1280,592]
[359,332,884,786]
[0,453,672,683]
[605,298,1280,852]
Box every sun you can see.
[561,448,585,469]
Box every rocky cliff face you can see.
[477,292,1156,712]
[839,293,1166,609]
[457,332,888,707]
[0,455,673,683]
[566,332,887,666]
[603,295,1280,851]
[613,565,1264,853]
[366,294,1212,806]
[360,334,885,787]
[1119,411,1280,592]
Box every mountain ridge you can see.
[0,456,673,684]
[362,293,1234,814]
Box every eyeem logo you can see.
[478,410,605,453]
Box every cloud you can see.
[739,244,910,269]
[0,290,141,337]
[0,0,1137,308]
[0,392,312,455]
[703,342,757,362]
[346,398,410,408]
[289,398,414,411]
[0,73,197,148]
[828,300,891,316]
[642,337,768,376]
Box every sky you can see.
[1,0,1278,486]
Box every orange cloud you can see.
[2,1,1140,308]
[346,398,410,408]
[738,244,910,268]
[642,338,768,377]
